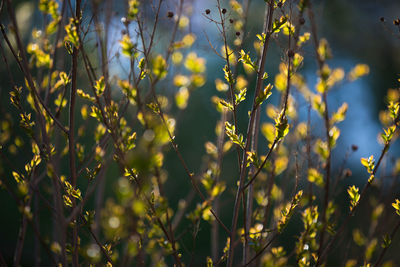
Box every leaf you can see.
[360,155,375,174]
[238,50,256,71]
[77,89,95,102]
[223,65,234,85]
[90,106,102,122]
[94,76,105,96]
[331,103,348,124]
[272,16,288,33]
[328,126,340,148]
[64,18,79,48]
[119,34,136,58]
[348,64,370,81]
[255,84,273,106]
[317,38,332,61]
[235,88,247,105]
[12,171,24,183]
[152,55,168,79]
[219,99,233,111]
[314,139,329,160]
[175,87,190,109]
[118,80,137,103]
[381,125,396,144]
[184,52,206,73]
[347,185,360,211]
[63,195,72,207]
[392,199,400,216]
[225,121,244,149]
[127,0,140,20]
[308,168,324,187]
[274,109,289,140]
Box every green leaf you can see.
[225,121,244,149]
[272,16,288,33]
[328,126,340,148]
[12,171,24,183]
[246,151,260,168]
[388,101,399,120]
[347,185,360,211]
[274,109,289,140]
[127,0,140,20]
[255,84,273,106]
[235,88,247,105]
[219,99,233,111]
[94,76,105,96]
[153,55,168,80]
[63,195,73,207]
[382,234,392,248]
[238,50,256,71]
[119,35,136,58]
[207,257,213,267]
[317,39,332,61]
[381,125,396,144]
[308,168,324,187]
[89,106,102,122]
[64,18,79,48]
[392,199,400,216]
[223,65,234,85]
[360,155,375,174]
[77,89,95,102]
[331,103,348,124]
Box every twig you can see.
[374,218,400,267]
[307,3,332,261]
[316,112,400,266]
[226,3,275,266]
[68,1,82,265]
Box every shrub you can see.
[0,0,399,266]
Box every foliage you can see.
[0,0,400,266]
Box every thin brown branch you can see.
[227,3,275,266]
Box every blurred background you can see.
[1,0,400,265]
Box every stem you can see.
[316,114,400,265]
[226,3,275,266]
[307,3,332,261]
[13,211,28,267]
[69,1,82,265]
[374,218,400,267]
